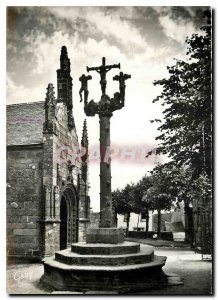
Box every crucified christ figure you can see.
[87,57,120,95]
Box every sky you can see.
[6,6,209,211]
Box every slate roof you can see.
[6,101,45,146]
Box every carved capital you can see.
[84,99,98,116]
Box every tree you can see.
[142,167,173,238]
[150,163,212,244]
[112,177,153,235]
[132,175,153,232]
[151,10,212,179]
[112,184,136,235]
[143,187,172,238]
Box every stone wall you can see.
[117,212,153,231]
[7,145,43,260]
[6,102,44,146]
[40,222,60,258]
[6,101,90,259]
[41,103,89,255]
[6,47,90,260]
[77,181,90,242]
[55,105,90,243]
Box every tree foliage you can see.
[112,184,134,215]
[131,175,153,213]
[142,166,173,212]
[112,176,153,215]
[150,163,211,208]
[152,10,212,179]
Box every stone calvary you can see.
[41,50,176,293]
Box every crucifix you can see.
[80,57,131,228]
[87,57,120,95]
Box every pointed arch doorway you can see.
[60,184,78,250]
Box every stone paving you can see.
[6,245,212,295]
[126,237,191,248]
[140,247,212,295]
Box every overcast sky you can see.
[7,6,209,211]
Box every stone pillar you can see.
[99,116,114,228]
[40,83,61,257]
[40,133,61,258]
[82,58,131,243]
[78,119,90,241]
[57,45,74,130]
[78,180,89,242]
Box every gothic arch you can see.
[59,183,78,249]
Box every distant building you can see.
[117,212,153,232]
[152,212,171,232]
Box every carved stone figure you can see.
[79,74,92,103]
[113,71,131,104]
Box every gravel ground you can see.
[6,246,212,295]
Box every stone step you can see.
[42,255,167,292]
[86,228,125,244]
[43,255,166,271]
[71,241,140,255]
[55,247,154,266]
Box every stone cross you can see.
[80,57,131,228]
[87,57,120,95]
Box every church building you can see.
[7,46,90,261]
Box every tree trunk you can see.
[136,214,140,231]
[184,204,194,246]
[145,209,149,233]
[126,212,130,237]
[157,210,161,239]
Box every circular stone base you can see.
[41,255,167,292]
[41,240,184,293]
[55,246,154,266]
[71,241,140,255]
[41,242,168,293]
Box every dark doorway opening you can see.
[60,196,68,250]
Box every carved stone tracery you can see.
[43,83,57,134]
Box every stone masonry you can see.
[7,46,90,261]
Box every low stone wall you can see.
[127,231,173,241]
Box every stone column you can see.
[82,58,130,244]
[99,116,114,228]
[86,113,125,244]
